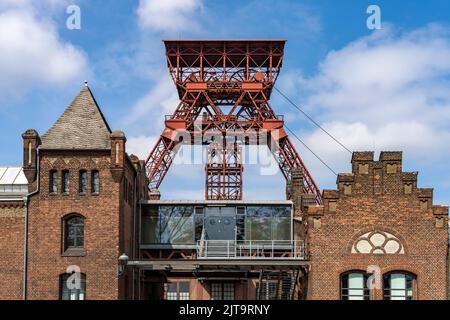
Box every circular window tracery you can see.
[351,231,404,255]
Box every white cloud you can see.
[0,0,70,10]
[124,72,179,132]
[0,5,88,100]
[126,135,158,160]
[137,0,203,33]
[281,24,450,191]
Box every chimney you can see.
[22,129,40,183]
[110,130,126,181]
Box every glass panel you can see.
[178,282,190,292]
[211,283,222,300]
[66,217,84,249]
[236,215,245,241]
[205,207,236,240]
[141,214,159,244]
[245,206,291,241]
[92,171,99,193]
[341,272,370,300]
[141,204,292,243]
[348,273,364,300]
[79,171,87,193]
[272,217,290,241]
[389,273,407,300]
[60,274,86,300]
[50,171,58,193]
[62,171,69,193]
[159,206,194,244]
[195,207,204,215]
[223,283,235,300]
[194,215,204,241]
[179,282,190,300]
[164,282,190,300]
[167,283,177,292]
[179,292,190,300]
[246,217,271,240]
[76,226,84,247]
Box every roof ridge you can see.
[84,85,112,134]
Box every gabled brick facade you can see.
[306,151,449,300]
[0,85,148,300]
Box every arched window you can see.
[64,215,84,251]
[383,272,416,300]
[340,271,371,300]
[60,272,86,300]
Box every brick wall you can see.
[25,150,123,299]
[306,151,449,300]
[22,134,146,300]
[0,202,24,299]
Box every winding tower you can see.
[145,39,321,203]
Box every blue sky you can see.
[0,0,450,204]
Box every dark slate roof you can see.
[41,85,112,150]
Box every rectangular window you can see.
[91,170,99,193]
[158,206,195,244]
[60,273,86,300]
[165,282,190,300]
[383,273,415,300]
[194,207,204,241]
[341,272,371,300]
[65,216,84,250]
[79,170,87,193]
[50,170,58,193]
[211,283,235,300]
[245,206,291,241]
[62,170,70,193]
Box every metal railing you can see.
[196,240,305,260]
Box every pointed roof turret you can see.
[41,83,112,150]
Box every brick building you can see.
[0,85,448,300]
[1,84,147,300]
[0,167,27,299]
[307,152,448,300]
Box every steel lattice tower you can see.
[145,40,322,204]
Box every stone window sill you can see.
[62,249,85,257]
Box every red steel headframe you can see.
[145,40,322,204]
